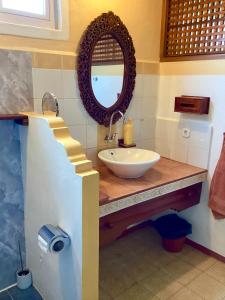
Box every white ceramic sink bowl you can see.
[98,148,160,178]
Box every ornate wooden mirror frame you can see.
[77,11,136,126]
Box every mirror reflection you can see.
[91,34,124,108]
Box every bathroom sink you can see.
[98,148,160,178]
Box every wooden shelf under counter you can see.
[98,157,207,247]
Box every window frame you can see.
[0,0,50,20]
[160,0,225,62]
[0,0,69,40]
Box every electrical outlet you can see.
[182,128,191,138]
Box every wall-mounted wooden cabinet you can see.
[174,96,210,115]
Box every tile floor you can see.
[99,226,225,300]
[0,286,42,300]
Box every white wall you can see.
[156,64,225,257]
[20,116,99,300]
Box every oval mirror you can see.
[91,34,124,108]
[77,12,136,126]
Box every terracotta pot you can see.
[162,236,186,252]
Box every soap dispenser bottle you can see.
[123,119,134,145]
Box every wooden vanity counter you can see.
[98,158,208,247]
[98,157,207,205]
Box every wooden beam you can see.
[0,114,28,125]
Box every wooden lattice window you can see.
[161,0,225,60]
[92,34,124,65]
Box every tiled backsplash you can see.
[32,67,159,166]
[32,68,96,151]
[155,117,212,169]
[156,72,214,170]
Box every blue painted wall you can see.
[0,49,32,290]
[0,121,25,290]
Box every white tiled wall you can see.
[156,73,225,167]
[125,74,158,149]
[155,117,212,169]
[156,71,225,257]
[32,68,159,165]
[33,69,64,99]
[32,68,213,170]
[33,68,94,158]
[32,65,225,258]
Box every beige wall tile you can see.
[32,52,37,68]
[62,55,76,70]
[32,52,62,69]
[136,62,144,74]
[143,63,159,75]
[32,52,159,74]
[32,52,76,70]
[137,62,159,75]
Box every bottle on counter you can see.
[123,118,134,146]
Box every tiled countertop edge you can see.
[99,172,207,217]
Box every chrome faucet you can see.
[105,110,124,143]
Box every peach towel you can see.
[209,133,225,219]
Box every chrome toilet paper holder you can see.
[38,224,70,254]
